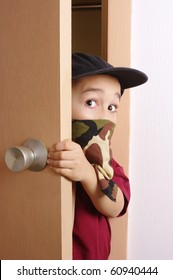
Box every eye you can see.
[108,104,118,112]
[86,100,97,108]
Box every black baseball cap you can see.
[72,52,148,95]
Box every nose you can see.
[99,108,116,123]
[101,108,110,120]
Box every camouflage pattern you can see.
[72,119,118,201]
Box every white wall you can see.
[128,0,173,259]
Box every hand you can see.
[47,140,91,182]
[47,140,124,218]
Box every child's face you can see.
[72,74,121,123]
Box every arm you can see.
[111,158,131,216]
[80,160,124,218]
[47,140,124,218]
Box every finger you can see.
[47,159,74,169]
[47,143,60,152]
[48,150,75,160]
[48,151,61,159]
[49,167,72,179]
[47,146,56,152]
[48,142,65,153]
[54,140,71,151]
[48,139,75,152]
[60,140,79,151]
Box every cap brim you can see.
[72,67,148,91]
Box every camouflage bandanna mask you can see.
[72,119,118,201]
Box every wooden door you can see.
[0,0,72,260]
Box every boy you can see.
[47,53,148,259]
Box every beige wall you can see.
[129,0,173,260]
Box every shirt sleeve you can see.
[111,158,131,217]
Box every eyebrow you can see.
[81,87,121,99]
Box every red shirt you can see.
[73,159,130,260]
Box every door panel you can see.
[0,0,72,259]
[107,0,131,260]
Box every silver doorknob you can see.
[5,139,47,172]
